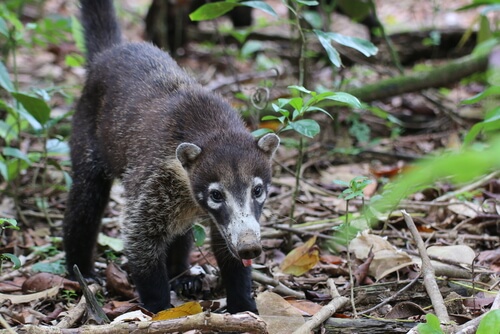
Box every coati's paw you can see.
[170,275,206,299]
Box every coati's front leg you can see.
[63,146,113,277]
[211,227,257,314]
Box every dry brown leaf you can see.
[285,299,323,316]
[0,285,60,304]
[350,231,414,280]
[106,262,136,299]
[22,273,79,293]
[152,301,202,321]
[281,236,319,276]
[256,291,305,334]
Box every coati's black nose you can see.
[237,243,262,259]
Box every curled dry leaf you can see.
[281,236,320,276]
[349,231,414,280]
[106,262,136,299]
[22,272,79,293]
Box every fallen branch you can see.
[454,288,500,334]
[402,210,449,323]
[56,284,101,329]
[292,278,349,334]
[11,312,267,334]
[252,270,305,299]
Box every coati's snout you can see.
[236,230,262,259]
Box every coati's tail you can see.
[80,0,122,63]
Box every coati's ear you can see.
[176,143,202,168]
[257,133,280,159]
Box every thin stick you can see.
[402,210,450,323]
[292,278,349,334]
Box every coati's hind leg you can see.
[63,162,113,277]
[211,227,257,314]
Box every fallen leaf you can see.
[350,231,414,280]
[22,273,79,293]
[0,285,60,304]
[111,310,152,324]
[447,199,481,218]
[256,291,305,334]
[385,301,426,319]
[152,301,202,321]
[285,299,323,316]
[281,236,319,276]
[106,262,136,299]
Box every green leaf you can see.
[289,119,320,138]
[98,233,124,252]
[71,16,86,54]
[0,60,14,92]
[11,92,51,125]
[477,309,500,334]
[0,218,19,229]
[289,97,303,114]
[192,223,207,247]
[65,54,85,67]
[0,17,8,37]
[2,147,32,165]
[190,2,239,21]
[314,30,342,67]
[325,92,361,108]
[1,253,21,269]
[252,128,274,137]
[315,30,378,57]
[332,179,349,187]
[32,260,66,275]
[461,86,500,104]
[288,85,312,94]
[46,139,70,155]
[241,40,263,58]
[416,314,444,334]
[241,1,277,17]
[295,0,319,5]
[464,115,500,144]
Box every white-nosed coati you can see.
[63,0,279,313]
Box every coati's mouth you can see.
[217,226,261,267]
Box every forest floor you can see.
[0,0,499,333]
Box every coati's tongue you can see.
[242,259,252,267]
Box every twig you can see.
[433,171,499,202]
[358,276,420,315]
[251,270,305,299]
[56,284,101,329]
[454,288,500,334]
[9,312,268,334]
[292,278,349,334]
[0,313,16,334]
[73,265,109,325]
[402,210,450,323]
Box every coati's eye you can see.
[209,190,224,203]
[253,185,264,198]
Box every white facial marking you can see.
[225,185,261,250]
[207,182,223,210]
[197,192,204,201]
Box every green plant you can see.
[417,313,444,334]
[60,289,78,303]
[0,3,75,223]
[476,309,500,334]
[0,218,21,272]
